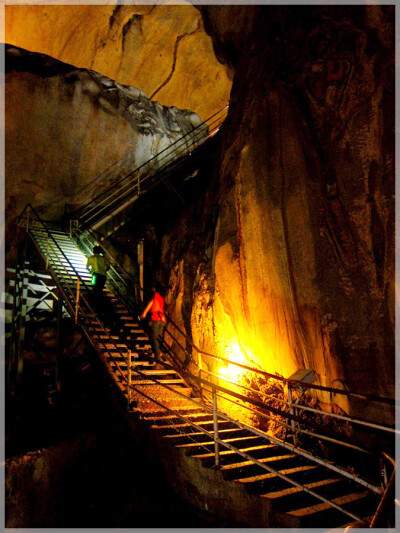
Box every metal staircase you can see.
[69,106,228,242]
[8,204,396,528]
[19,211,194,408]
[8,99,396,527]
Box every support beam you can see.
[15,261,30,387]
[55,289,63,392]
[137,238,144,304]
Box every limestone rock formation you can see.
[161,5,395,422]
[6,44,205,225]
[5,3,231,121]
[5,6,394,425]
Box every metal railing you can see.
[66,222,397,444]
[15,204,396,527]
[64,226,396,525]
[17,205,135,383]
[70,106,228,232]
[122,361,389,526]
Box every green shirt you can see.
[86,254,109,276]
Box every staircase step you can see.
[132,379,187,385]
[219,446,295,473]
[155,414,233,430]
[190,443,273,460]
[261,476,341,501]
[144,412,213,426]
[237,464,318,484]
[288,490,369,518]
[176,435,263,449]
[164,427,245,441]
[139,369,178,375]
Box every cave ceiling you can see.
[5,3,231,122]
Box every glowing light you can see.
[218,340,248,382]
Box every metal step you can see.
[163,427,245,441]
[190,443,273,460]
[26,224,381,528]
[176,434,264,450]
[132,379,187,386]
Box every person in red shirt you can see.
[140,283,167,363]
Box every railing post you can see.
[55,290,63,392]
[25,205,30,232]
[198,353,203,399]
[8,267,19,388]
[127,349,132,409]
[16,261,30,387]
[22,205,31,261]
[212,385,220,467]
[370,468,396,528]
[380,457,388,488]
[75,278,80,325]
[45,236,50,269]
[287,383,298,447]
[137,238,144,304]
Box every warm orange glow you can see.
[218,340,248,382]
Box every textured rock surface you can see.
[160,5,395,422]
[5,44,204,223]
[5,4,231,121]
[5,6,394,424]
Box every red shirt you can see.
[151,292,166,323]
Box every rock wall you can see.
[5,6,394,423]
[5,3,231,121]
[161,6,395,421]
[5,44,204,224]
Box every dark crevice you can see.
[122,15,142,51]
[109,6,122,30]
[149,24,201,101]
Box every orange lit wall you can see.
[5,4,231,122]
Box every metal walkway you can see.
[69,106,228,241]
[6,106,396,529]
[8,205,395,529]
[26,222,192,406]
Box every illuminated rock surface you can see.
[5,3,231,120]
[5,5,394,424]
[6,44,204,221]
[161,5,395,421]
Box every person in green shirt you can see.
[86,245,110,301]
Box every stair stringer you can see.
[121,407,301,528]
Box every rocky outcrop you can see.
[6,44,205,224]
[161,6,395,422]
[5,6,394,424]
[5,4,231,120]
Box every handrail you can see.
[71,105,228,203]
[69,227,397,439]
[71,106,228,225]
[20,205,132,381]
[164,318,396,406]
[123,366,375,525]
[123,353,394,519]
[17,203,395,527]
[126,380,370,525]
[76,117,223,230]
